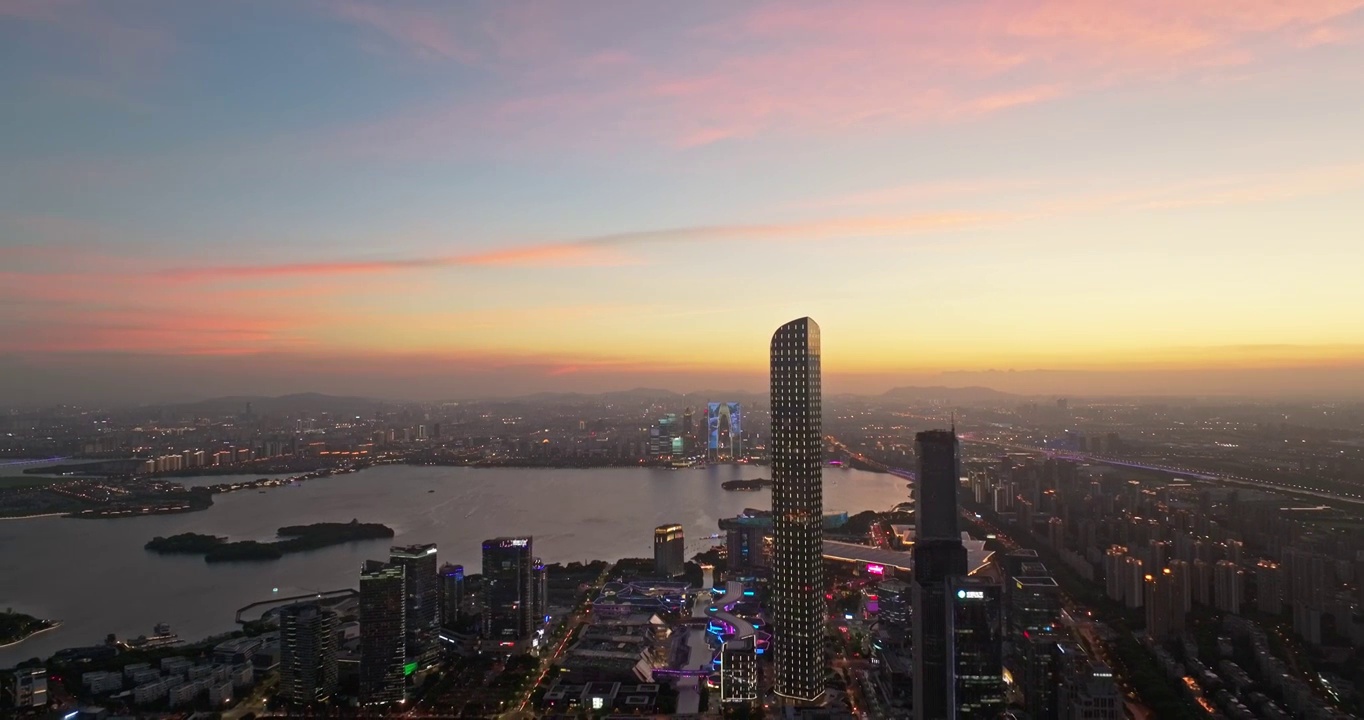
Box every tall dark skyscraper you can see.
[916,429,961,541]
[359,560,407,706]
[278,603,338,706]
[947,576,1006,719]
[390,544,439,668]
[913,429,968,720]
[482,536,534,645]
[770,317,826,703]
[439,563,465,628]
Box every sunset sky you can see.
[3,1,1364,403]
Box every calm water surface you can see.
[0,463,904,666]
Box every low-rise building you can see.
[229,664,254,688]
[121,662,151,680]
[132,678,179,705]
[160,656,192,676]
[81,671,123,695]
[168,679,204,707]
[214,636,264,666]
[208,679,234,706]
[187,664,214,681]
[6,667,48,708]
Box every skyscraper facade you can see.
[278,603,339,706]
[913,430,969,720]
[916,429,961,541]
[439,563,465,628]
[533,558,549,626]
[947,576,1006,719]
[359,560,407,705]
[390,543,439,668]
[770,317,826,703]
[654,523,685,577]
[482,536,534,645]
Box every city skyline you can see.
[4,1,1364,404]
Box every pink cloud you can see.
[313,0,1364,157]
[0,307,319,355]
[154,241,631,282]
[138,210,1004,283]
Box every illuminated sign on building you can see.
[956,589,985,600]
[501,538,529,548]
[866,563,886,575]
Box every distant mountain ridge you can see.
[162,392,387,416]
[146,385,1018,414]
[879,385,1018,402]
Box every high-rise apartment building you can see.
[913,430,969,720]
[1168,559,1192,616]
[1192,559,1214,606]
[359,560,407,705]
[1256,560,1283,616]
[482,536,534,645]
[1123,556,1145,609]
[1104,546,1128,602]
[278,603,339,706]
[390,544,439,668]
[770,317,826,703]
[1214,560,1242,615]
[1144,571,1175,642]
[654,524,685,577]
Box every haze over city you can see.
[4,1,1364,404]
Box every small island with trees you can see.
[721,478,773,491]
[1,609,60,648]
[146,520,394,563]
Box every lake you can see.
[0,463,905,667]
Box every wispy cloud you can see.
[313,0,1364,156]
[151,211,1005,282]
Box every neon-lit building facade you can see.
[721,636,759,704]
[770,317,826,703]
[706,402,743,459]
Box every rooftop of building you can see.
[1014,575,1060,589]
[822,533,993,574]
[390,543,437,557]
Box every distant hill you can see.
[163,392,389,417]
[879,385,1016,403]
[509,388,684,403]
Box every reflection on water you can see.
[0,463,903,666]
